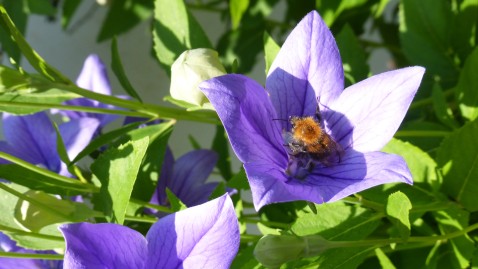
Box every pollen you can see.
[291,116,323,145]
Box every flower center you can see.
[283,116,343,179]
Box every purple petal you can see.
[154,148,175,206]
[59,222,147,269]
[59,118,100,160]
[266,10,344,129]
[2,112,60,172]
[245,151,411,209]
[76,54,112,96]
[145,194,239,269]
[170,150,217,206]
[200,74,287,167]
[327,67,425,152]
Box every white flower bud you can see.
[170,49,226,107]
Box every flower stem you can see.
[0,252,64,260]
[240,234,262,243]
[129,198,174,213]
[0,224,64,241]
[241,217,291,229]
[342,196,384,211]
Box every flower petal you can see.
[59,118,100,160]
[267,10,344,127]
[246,151,411,209]
[2,112,60,172]
[154,147,175,207]
[76,54,112,96]
[59,222,147,269]
[200,74,286,167]
[145,194,239,269]
[327,67,425,152]
[170,150,218,207]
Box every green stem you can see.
[409,88,454,110]
[343,196,384,211]
[0,183,74,221]
[0,101,152,118]
[241,234,262,243]
[394,130,450,137]
[241,217,290,230]
[124,215,157,224]
[0,152,98,193]
[0,252,64,260]
[0,224,64,241]
[129,198,174,214]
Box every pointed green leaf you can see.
[62,0,82,29]
[111,37,142,102]
[263,32,280,75]
[432,82,459,129]
[437,119,478,211]
[336,24,369,86]
[0,0,27,64]
[386,191,412,240]
[153,0,212,74]
[433,206,475,268]
[165,188,187,212]
[25,0,56,15]
[451,0,478,63]
[230,0,249,29]
[399,0,459,86]
[212,125,232,180]
[0,183,64,250]
[97,0,153,42]
[0,6,72,83]
[375,248,397,269]
[456,47,478,121]
[91,137,149,224]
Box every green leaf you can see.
[456,47,478,121]
[24,0,56,15]
[263,32,280,75]
[399,0,459,87]
[290,202,381,268]
[230,244,261,269]
[153,0,212,74]
[230,0,250,29]
[375,248,397,269]
[208,182,227,201]
[0,151,98,195]
[62,0,82,29]
[97,0,153,42]
[437,119,478,211]
[385,191,412,240]
[228,168,249,190]
[0,6,72,83]
[432,83,459,129]
[0,0,27,64]
[336,24,369,86]
[382,138,440,191]
[111,37,142,102]
[451,0,478,63]
[315,0,368,26]
[115,122,174,202]
[166,188,187,212]
[433,206,475,268]
[0,183,64,250]
[14,190,98,232]
[212,125,232,180]
[52,122,71,167]
[91,137,149,224]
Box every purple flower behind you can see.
[199,11,425,210]
[54,54,119,130]
[0,112,99,177]
[0,232,63,269]
[59,194,240,269]
[150,149,232,209]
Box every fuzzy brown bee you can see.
[286,115,343,166]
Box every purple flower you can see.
[0,112,99,176]
[54,54,118,129]
[150,149,228,208]
[0,232,63,269]
[59,194,240,269]
[199,11,425,210]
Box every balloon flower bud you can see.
[170,48,226,107]
[254,234,332,268]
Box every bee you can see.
[285,111,343,167]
